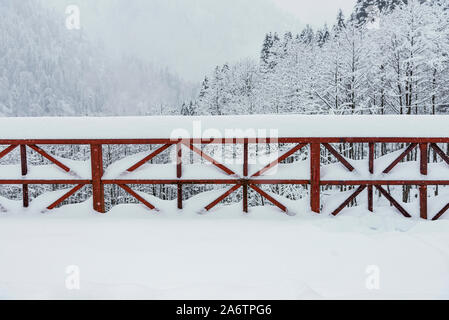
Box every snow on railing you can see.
[1,115,449,139]
[0,133,448,220]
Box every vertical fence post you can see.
[20,144,29,208]
[243,138,248,213]
[368,142,374,212]
[419,142,428,220]
[419,185,427,220]
[90,144,105,213]
[177,142,183,210]
[310,143,320,213]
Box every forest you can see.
[0,0,448,210]
[190,0,449,116]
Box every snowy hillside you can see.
[193,0,449,116]
[0,0,196,117]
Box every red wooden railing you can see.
[0,137,448,220]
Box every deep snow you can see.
[0,192,449,300]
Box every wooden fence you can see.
[0,137,448,220]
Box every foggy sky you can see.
[273,0,357,27]
[46,0,357,82]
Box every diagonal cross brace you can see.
[47,184,85,210]
[127,144,173,172]
[117,184,157,211]
[383,143,417,174]
[432,203,449,221]
[183,142,237,176]
[322,143,355,172]
[249,184,287,213]
[204,184,241,211]
[430,143,449,165]
[0,145,18,160]
[375,185,411,218]
[331,185,366,216]
[251,143,308,177]
[28,145,71,172]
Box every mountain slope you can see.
[0,0,195,116]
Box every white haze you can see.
[273,0,357,27]
[43,0,356,82]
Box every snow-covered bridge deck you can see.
[0,115,448,220]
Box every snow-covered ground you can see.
[1,193,449,300]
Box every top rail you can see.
[1,137,449,145]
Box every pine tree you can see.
[261,33,274,68]
[316,24,330,47]
[334,10,347,33]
